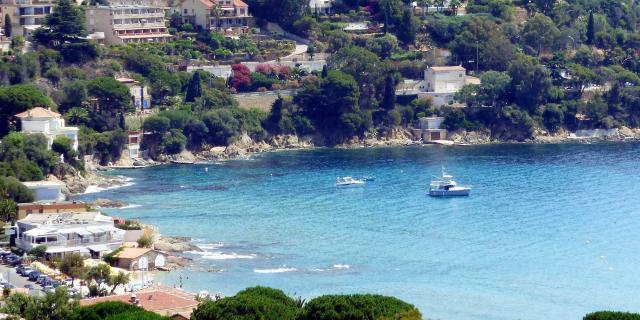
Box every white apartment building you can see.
[0,0,55,36]
[86,0,172,45]
[15,107,79,151]
[180,0,250,34]
[16,212,124,258]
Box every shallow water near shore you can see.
[74,142,640,320]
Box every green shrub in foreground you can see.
[191,286,301,320]
[301,294,421,320]
[584,311,640,320]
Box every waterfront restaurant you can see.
[16,212,124,258]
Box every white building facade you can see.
[0,0,55,36]
[179,0,251,34]
[15,107,79,151]
[21,181,65,202]
[396,65,480,107]
[85,0,172,45]
[16,212,124,258]
[309,0,333,15]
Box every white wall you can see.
[424,70,466,92]
[21,120,50,133]
[30,186,64,202]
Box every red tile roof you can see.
[199,0,214,8]
[14,107,61,119]
[80,287,199,314]
[233,0,248,7]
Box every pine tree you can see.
[185,71,202,103]
[32,0,87,46]
[381,75,396,110]
[4,14,11,37]
[398,8,416,44]
[586,11,594,45]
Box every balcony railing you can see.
[113,11,164,18]
[114,22,166,29]
[18,235,123,250]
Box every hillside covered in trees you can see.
[0,0,638,193]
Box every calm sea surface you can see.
[74,143,640,320]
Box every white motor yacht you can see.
[429,168,471,197]
[336,176,366,187]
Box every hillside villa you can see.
[178,0,251,35]
[15,107,79,151]
[116,77,152,111]
[396,65,480,107]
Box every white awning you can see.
[77,230,92,236]
[46,246,90,254]
[86,226,112,234]
[87,244,112,252]
[23,228,56,237]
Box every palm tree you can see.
[64,107,90,125]
[108,271,130,294]
[0,199,16,223]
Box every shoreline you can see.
[80,128,640,190]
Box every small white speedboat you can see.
[429,168,471,197]
[336,176,366,187]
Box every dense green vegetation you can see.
[0,0,638,187]
[191,286,421,320]
[584,312,640,320]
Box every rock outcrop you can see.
[154,236,202,253]
[92,198,126,208]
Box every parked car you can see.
[16,265,26,274]
[24,284,35,290]
[20,267,32,276]
[2,253,18,263]
[28,271,41,281]
[2,284,16,289]
[51,280,63,288]
[36,275,49,285]
[6,258,21,267]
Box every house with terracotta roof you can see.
[114,247,167,270]
[80,286,200,318]
[15,107,79,151]
[179,0,251,35]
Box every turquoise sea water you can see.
[75,143,640,320]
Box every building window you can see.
[184,8,187,14]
